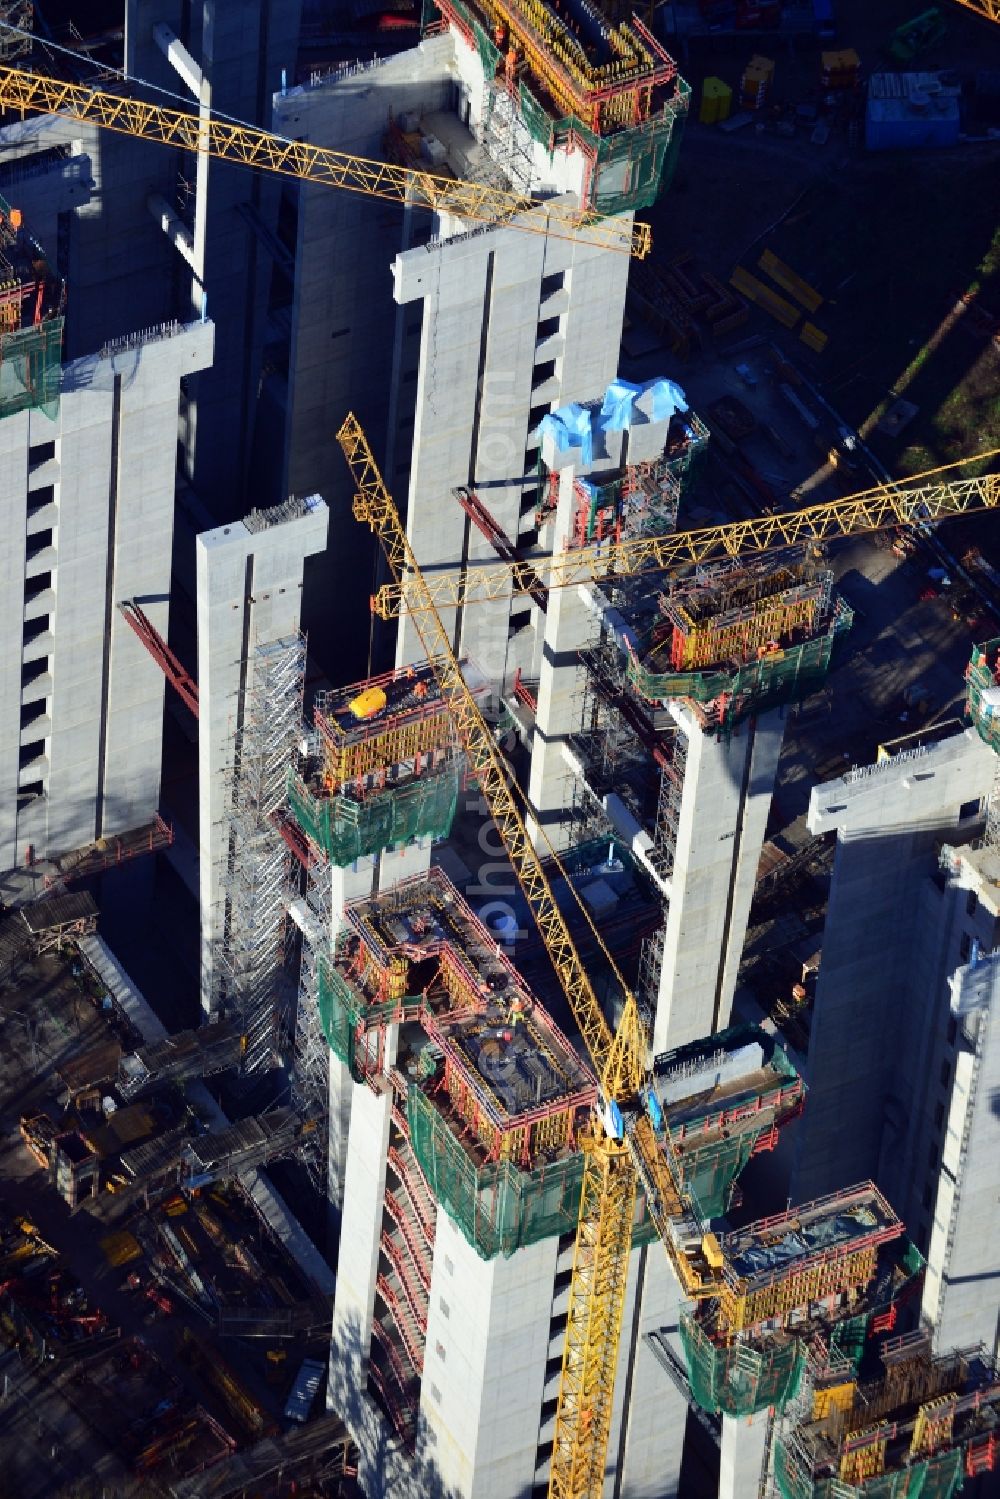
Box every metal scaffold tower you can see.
[291,829,333,1193]
[214,635,307,1076]
[479,80,534,195]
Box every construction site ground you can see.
[626,0,1000,479]
[0,946,334,1497]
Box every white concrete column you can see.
[614,1248,690,1499]
[719,1407,771,1499]
[330,1069,394,1394]
[327,854,377,1207]
[196,502,329,1013]
[527,467,594,851]
[653,706,785,1054]
[420,1212,558,1499]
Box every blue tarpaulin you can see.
[539,377,689,470]
[539,402,596,466]
[601,377,689,430]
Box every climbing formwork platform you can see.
[314,664,457,792]
[660,561,830,673]
[653,1023,804,1220]
[714,1184,902,1337]
[774,1340,1000,1499]
[421,0,690,214]
[287,661,470,869]
[678,1189,924,1421]
[628,560,852,735]
[966,637,1000,752]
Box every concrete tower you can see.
[0,185,212,876]
[269,20,686,684]
[790,725,995,1206]
[195,498,329,1028]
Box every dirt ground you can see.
[640,0,1000,477]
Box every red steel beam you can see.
[119,600,199,717]
[270,808,316,868]
[454,486,548,612]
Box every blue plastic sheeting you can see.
[539,401,597,466]
[601,377,689,430]
[539,376,689,469]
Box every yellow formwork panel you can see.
[730,265,800,329]
[759,248,823,314]
[718,1245,878,1336]
[801,322,829,354]
[673,595,818,671]
[320,711,455,791]
[911,1395,958,1458]
[813,1381,856,1421]
[840,1434,887,1484]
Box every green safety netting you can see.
[0,318,62,422]
[407,1080,769,1258]
[828,1310,870,1372]
[316,954,380,1071]
[679,1313,807,1419]
[286,761,461,868]
[680,1131,758,1222]
[408,1083,586,1259]
[966,639,1000,752]
[629,602,853,735]
[774,1442,964,1499]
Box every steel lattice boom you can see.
[373,456,1000,616]
[951,0,1000,19]
[0,64,649,258]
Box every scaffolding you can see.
[180,1109,313,1188]
[424,0,690,214]
[370,1081,437,1446]
[0,3,32,60]
[480,77,535,194]
[628,594,854,736]
[0,190,65,422]
[213,635,306,1075]
[569,417,709,547]
[774,1341,1000,1499]
[291,840,334,1194]
[117,1021,245,1099]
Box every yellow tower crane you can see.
[0,61,649,257]
[337,412,720,1499]
[370,451,1000,616]
[951,1,1000,20]
[338,416,1000,1498]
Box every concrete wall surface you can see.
[792,729,995,1204]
